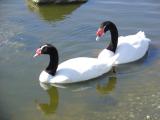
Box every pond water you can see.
[0,0,160,120]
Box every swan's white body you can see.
[39,56,117,84]
[99,31,151,65]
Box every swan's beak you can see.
[96,36,101,41]
[33,48,42,58]
[33,53,39,58]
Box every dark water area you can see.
[0,0,160,120]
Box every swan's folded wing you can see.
[54,57,113,83]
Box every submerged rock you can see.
[31,0,87,4]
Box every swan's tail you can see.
[137,31,151,42]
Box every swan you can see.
[96,21,151,64]
[34,44,118,84]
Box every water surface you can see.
[0,0,160,120]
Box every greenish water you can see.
[0,0,160,120]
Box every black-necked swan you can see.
[34,44,118,84]
[96,21,151,64]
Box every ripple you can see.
[1,0,160,120]
[0,21,23,46]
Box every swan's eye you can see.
[41,47,48,54]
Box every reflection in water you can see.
[48,75,117,95]
[96,76,117,95]
[27,0,83,22]
[36,83,59,115]
[36,75,117,115]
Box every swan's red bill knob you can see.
[96,28,104,41]
[96,28,104,37]
[34,48,41,58]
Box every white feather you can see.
[99,31,151,65]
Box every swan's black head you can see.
[96,21,116,41]
[34,44,59,76]
[96,21,118,53]
[34,44,57,57]
[96,21,109,37]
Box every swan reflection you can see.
[96,76,117,95]
[36,83,59,115]
[36,75,117,115]
[49,74,117,94]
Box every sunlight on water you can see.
[0,0,160,120]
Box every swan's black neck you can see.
[45,47,59,76]
[103,21,118,53]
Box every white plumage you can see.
[39,56,117,83]
[98,31,150,65]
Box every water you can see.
[0,0,160,120]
